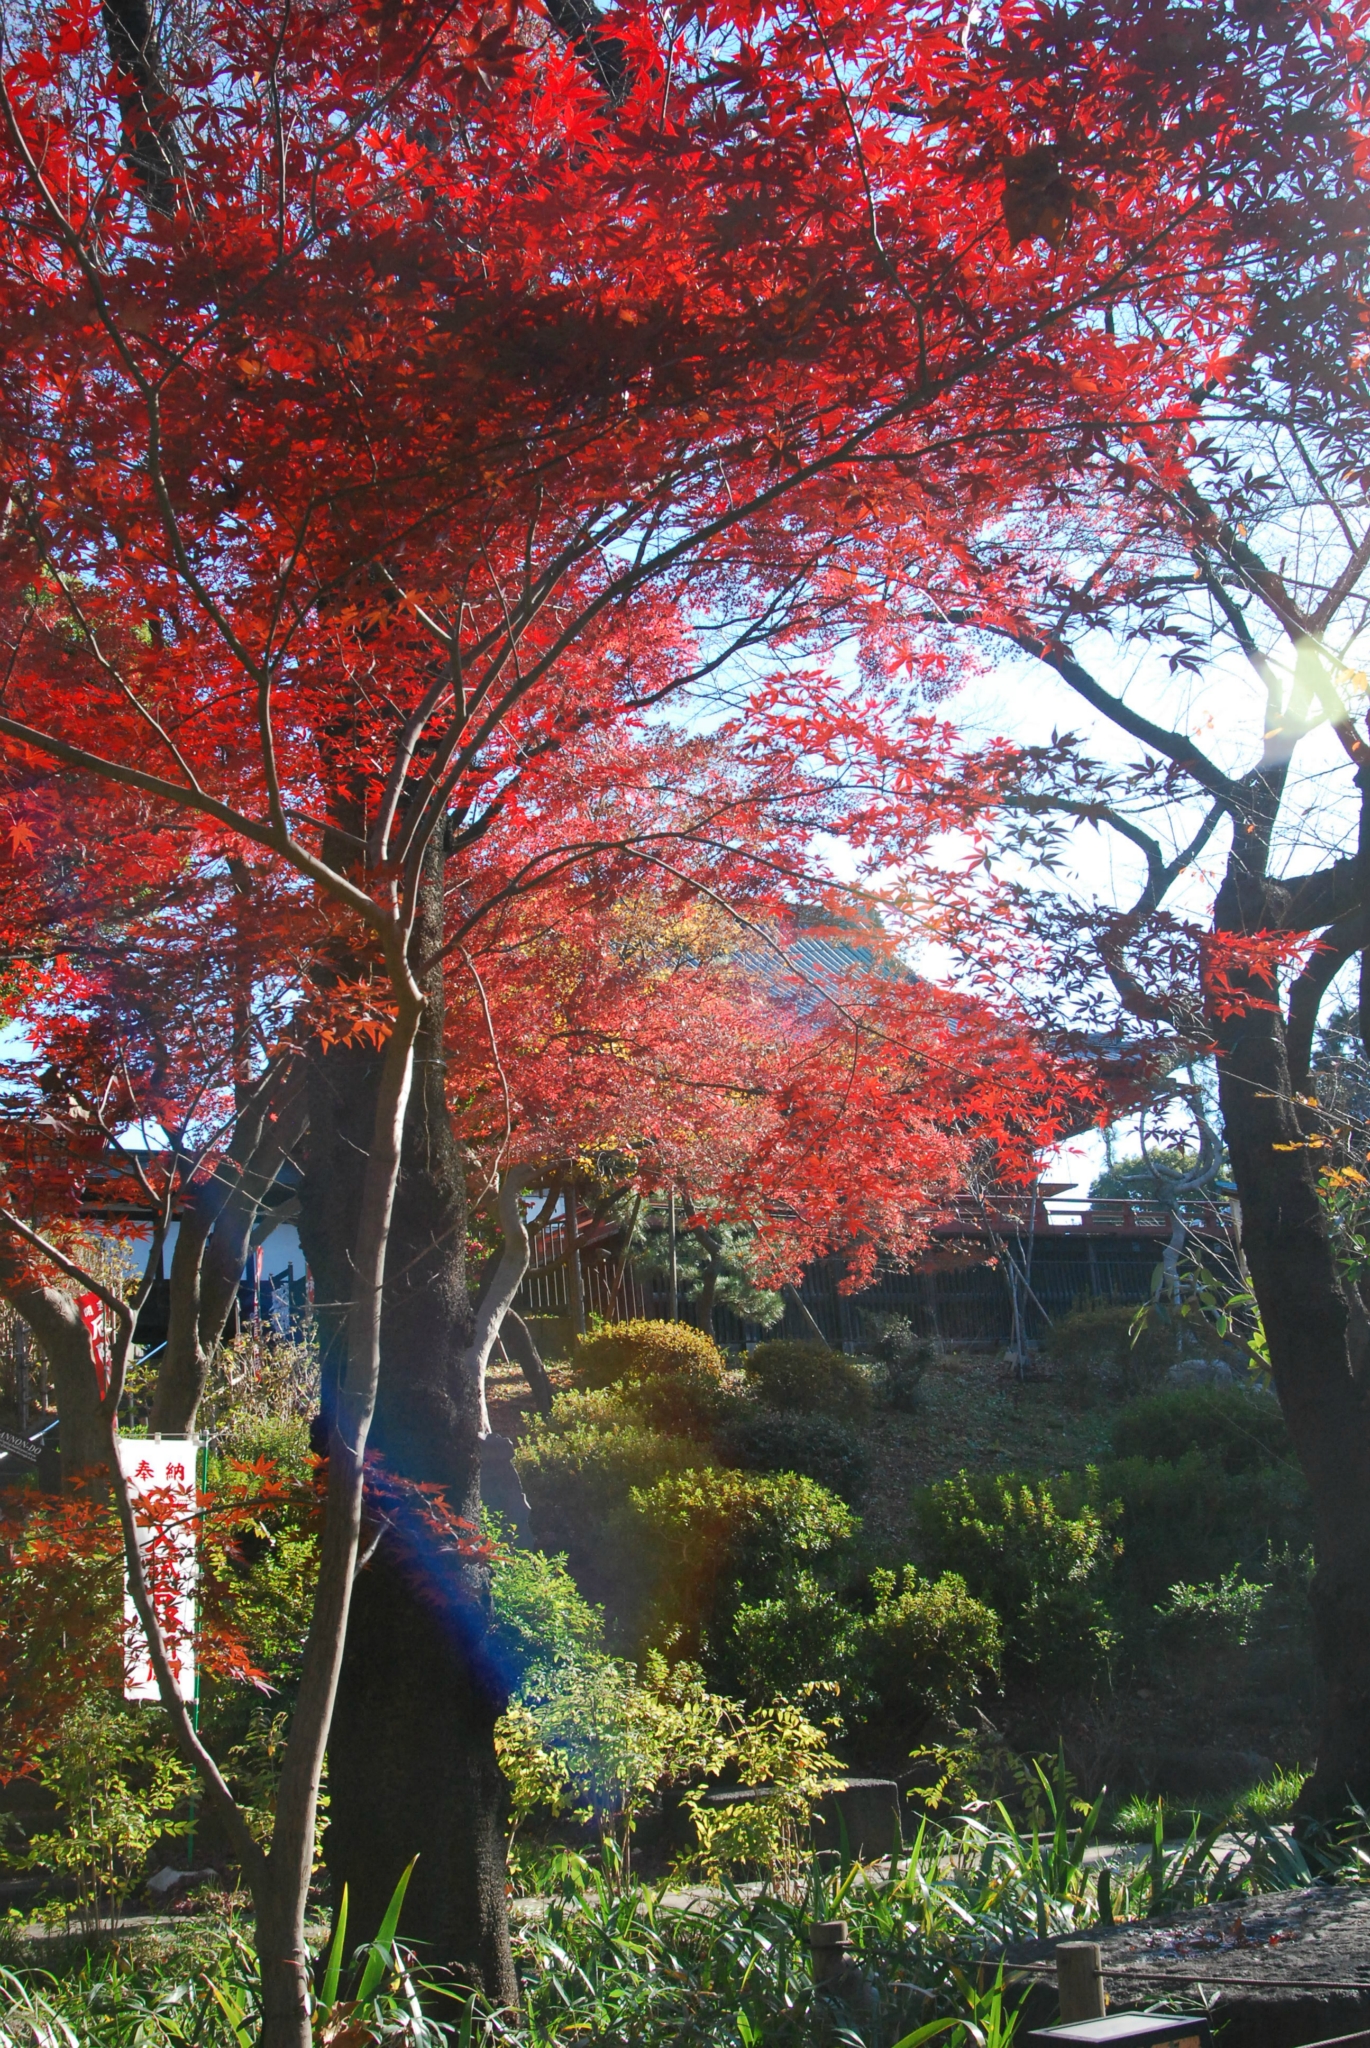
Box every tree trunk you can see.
[300,858,515,1999]
[152,1071,306,1434]
[503,1310,554,1414]
[0,1251,107,1484]
[255,1899,312,2048]
[1213,912,1370,1815]
[695,1230,721,1340]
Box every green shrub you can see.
[882,1358,932,1413]
[715,1408,869,1501]
[624,1362,738,1439]
[1154,1566,1269,1646]
[16,1699,193,1928]
[864,1313,935,1410]
[743,1338,873,1416]
[514,1389,699,1564]
[1041,1303,1179,1397]
[914,1470,1119,1688]
[627,1466,855,1655]
[717,1570,865,1708]
[490,1539,607,1691]
[575,1318,725,1389]
[1110,1384,1289,1475]
[1094,1450,1307,1614]
[860,1565,1002,1733]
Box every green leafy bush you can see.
[718,1571,864,1707]
[743,1338,874,1416]
[1155,1566,1269,1646]
[1110,1384,1289,1474]
[490,1536,607,1691]
[914,1471,1119,1688]
[512,1651,732,1854]
[1041,1303,1179,1397]
[1094,1450,1306,1614]
[575,1318,725,1389]
[514,1390,700,1609]
[628,1466,855,1656]
[622,1361,737,1439]
[715,1408,869,1501]
[16,1699,192,1929]
[860,1566,1002,1734]
[864,1312,936,1410]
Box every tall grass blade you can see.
[320,1882,349,2014]
[356,1855,419,2004]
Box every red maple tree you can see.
[0,0,1260,2025]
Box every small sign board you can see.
[119,1437,198,1703]
[1029,2019,1211,2048]
[0,1428,39,1464]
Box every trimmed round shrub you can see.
[514,1389,707,1631]
[743,1338,873,1416]
[719,1571,864,1707]
[513,1388,698,1551]
[575,1318,726,1389]
[627,1465,855,1653]
[1041,1303,1179,1397]
[1110,1384,1288,1475]
[914,1469,1119,1688]
[715,1408,869,1502]
[860,1565,1002,1732]
[623,1362,737,1439]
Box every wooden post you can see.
[566,1176,586,1338]
[667,1191,678,1322]
[610,1191,642,1318]
[807,1921,850,1990]
[15,1321,28,1437]
[1056,1942,1106,2023]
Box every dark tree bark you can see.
[100,0,184,210]
[299,854,515,2000]
[694,1228,721,1339]
[1212,779,1370,1816]
[0,1252,107,1484]
[502,1309,554,1414]
[1212,975,1370,1812]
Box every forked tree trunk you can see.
[152,1075,307,1434]
[0,1256,108,1483]
[300,861,515,2000]
[1213,905,1370,1815]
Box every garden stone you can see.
[479,1431,531,1542]
[812,1778,902,1862]
[145,1865,219,1904]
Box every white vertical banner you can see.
[119,1438,198,1703]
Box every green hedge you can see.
[1109,1384,1290,1475]
[715,1408,869,1501]
[743,1339,874,1416]
[574,1318,726,1388]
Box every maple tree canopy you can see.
[0,0,1262,1283]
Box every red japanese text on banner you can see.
[77,1291,111,1399]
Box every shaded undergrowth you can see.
[2,1772,1364,2048]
